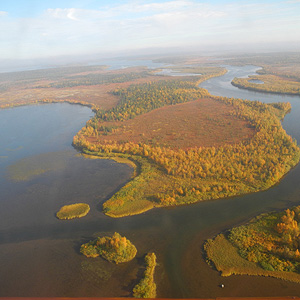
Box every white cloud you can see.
[285,0,300,3]
[0,1,299,60]
[47,8,81,21]
[0,11,8,16]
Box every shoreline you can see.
[231,81,300,96]
[0,99,98,111]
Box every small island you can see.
[205,205,300,283]
[56,203,90,220]
[80,232,137,264]
[133,252,157,298]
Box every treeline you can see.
[232,75,300,95]
[95,79,210,122]
[228,206,300,273]
[37,71,149,88]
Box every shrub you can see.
[80,232,137,264]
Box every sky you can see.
[0,0,300,62]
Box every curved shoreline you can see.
[0,98,98,111]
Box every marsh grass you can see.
[56,203,90,220]
[205,234,300,283]
[7,151,70,181]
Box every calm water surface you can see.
[1,66,300,297]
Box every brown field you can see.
[0,67,170,110]
[92,98,255,150]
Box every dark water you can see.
[1,67,300,297]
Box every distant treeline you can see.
[37,71,149,88]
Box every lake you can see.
[1,65,300,297]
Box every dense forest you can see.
[73,74,300,217]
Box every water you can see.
[88,58,167,70]
[155,68,202,77]
[1,66,300,297]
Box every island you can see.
[80,232,137,264]
[205,205,300,283]
[56,203,90,220]
[232,74,300,95]
[73,74,300,217]
[133,252,157,298]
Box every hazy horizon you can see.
[1,0,300,72]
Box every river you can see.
[1,65,300,297]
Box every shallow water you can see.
[1,66,300,297]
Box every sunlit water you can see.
[1,66,300,297]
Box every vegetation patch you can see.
[133,252,157,298]
[56,203,90,220]
[73,76,300,217]
[80,232,137,264]
[232,74,300,95]
[7,151,71,182]
[87,98,255,150]
[205,206,300,283]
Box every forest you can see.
[36,71,149,88]
[73,74,300,217]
